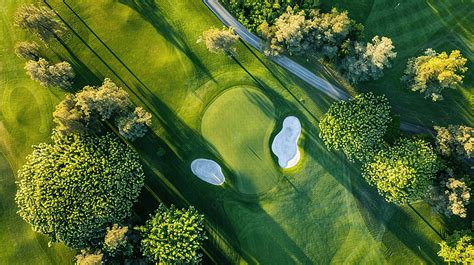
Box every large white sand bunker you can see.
[191,159,225,185]
[271,116,302,168]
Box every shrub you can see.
[197,27,239,56]
[434,125,473,159]
[14,41,40,60]
[401,49,468,101]
[14,4,66,44]
[138,204,207,264]
[438,230,474,263]
[15,133,145,249]
[24,58,75,89]
[362,137,440,204]
[319,92,392,162]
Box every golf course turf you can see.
[0,0,471,264]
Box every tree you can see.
[197,27,239,56]
[362,138,440,204]
[401,49,468,101]
[14,4,66,44]
[438,230,474,263]
[117,107,152,141]
[15,41,40,60]
[24,58,75,89]
[319,92,392,162]
[103,224,133,258]
[429,169,471,218]
[75,250,104,265]
[15,133,145,249]
[434,125,473,159]
[53,78,152,140]
[138,204,207,264]
[340,36,397,83]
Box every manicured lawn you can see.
[0,0,466,264]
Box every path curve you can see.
[203,0,433,135]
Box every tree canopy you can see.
[438,230,474,264]
[401,49,468,101]
[24,58,75,89]
[319,92,392,162]
[15,41,40,60]
[198,27,239,56]
[14,4,66,43]
[138,204,207,264]
[434,125,473,159]
[15,133,145,249]
[362,138,440,204]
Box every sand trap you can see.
[271,116,302,168]
[191,159,225,185]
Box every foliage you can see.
[75,250,104,265]
[137,204,207,264]
[260,7,362,59]
[340,36,397,83]
[438,230,474,264]
[401,49,468,101]
[15,133,145,249]
[319,92,392,162]
[24,58,75,89]
[197,27,239,56]
[14,41,39,60]
[429,168,471,218]
[53,78,152,140]
[362,138,440,204]
[434,125,473,159]
[221,0,319,32]
[117,107,152,141]
[103,224,133,258]
[14,4,66,44]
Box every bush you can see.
[24,58,75,89]
[319,92,392,162]
[434,125,473,159]
[15,133,145,249]
[401,49,468,101]
[438,230,474,263]
[14,41,40,60]
[14,4,66,44]
[138,204,207,264]
[362,137,440,204]
[197,27,239,56]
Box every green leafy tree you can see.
[197,27,239,56]
[15,133,145,249]
[401,49,468,101]
[438,230,474,264]
[15,41,40,60]
[14,4,66,43]
[434,125,473,159]
[103,224,133,258]
[340,36,397,83]
[319,92,392,162]
[362,138,440,204]
[138,204,207,264]
[24,58,75,89]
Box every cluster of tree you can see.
[15,133,146,249]
[221,0,319,32]
[401,49,468,101]
[53,78,152,141]
[75,204,207,264]
[197,27,239,56]
[14,4,75,90]
[429,168,470,218]
[319,92,392,162]
[434,125,473,159]
[438,229,474,263]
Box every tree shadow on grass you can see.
[115,0,214,80]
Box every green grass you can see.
[0,0,468,263]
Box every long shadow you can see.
[115,0,214,80]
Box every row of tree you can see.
[13,4,207,264]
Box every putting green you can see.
[201,86,279,195]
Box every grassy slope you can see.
[0,0,458,264]
[320,0,474,128]
[0,1,74,264]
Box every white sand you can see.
[191,159,225,185]
[271,116,302,168]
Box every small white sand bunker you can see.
[191,159,225,185]
[271,116,302,168]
